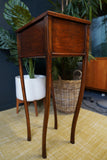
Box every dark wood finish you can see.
[51,78,58,129]
[52,52,85,57]
[16,98,38,116]
[16,11,90,158]
[18,58,31,141]
[86,57,107,92]
[16,11,90,59]
[16,11,90,33]
[71,25,90,143]
[42,15,52,158]
[52,18,85,53]
[19,20,45,58]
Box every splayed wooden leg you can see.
[51,79,58,129]
[18,58,31,141]
[70,55,87,144]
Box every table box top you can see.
[17,11,91,58]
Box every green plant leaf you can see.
[0,27,11,50]
[1,0,36,77]
[11,5,33,30]
[3,0,33,31]
[48,0,61,13]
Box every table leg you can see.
[70,55,87,143]
[42,56,52,158]
[18,58,31,141]
[51,79,58,129]
[16,98,19,113]
[33,101,38,117]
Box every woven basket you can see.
[53,79,81,113]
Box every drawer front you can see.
[52,17,86,54]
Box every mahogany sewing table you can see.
[16,11,91,158]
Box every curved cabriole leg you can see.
[51,79,58,129]
[42,56,52,158]
[43,81,58,130]
[70,55,87,144]
[18,58,31,141]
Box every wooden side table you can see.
[16,11,91,158]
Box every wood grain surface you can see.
[86,57,107,92]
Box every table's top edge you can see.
[48,10,91,24]
[16,10,91,33]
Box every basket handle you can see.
[73,70,82,80]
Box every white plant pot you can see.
[15,75,46,101]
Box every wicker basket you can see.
[53,79,81,113]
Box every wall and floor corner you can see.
[0,0,51,111]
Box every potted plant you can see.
[49,0,102,113]
[0,0,46,108]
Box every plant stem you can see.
[89,6,92,21]
[29,58,35,78]
[61,0,64,13]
